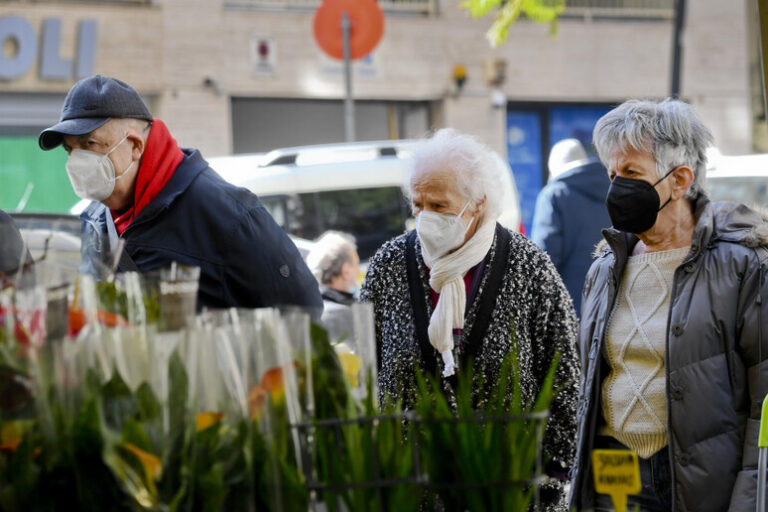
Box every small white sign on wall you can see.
[250,36,277,76]
[319,51,379,78]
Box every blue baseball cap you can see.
[39,75,153,151]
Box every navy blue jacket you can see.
[80,148,323,313]
[530,160,611,313]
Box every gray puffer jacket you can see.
[569,197,768,511]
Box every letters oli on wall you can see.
[0,16,98,81]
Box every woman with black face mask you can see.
[569,99,768,512]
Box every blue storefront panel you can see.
[505,103,614,234]
[506,111,544,234]
[549,105,613,158]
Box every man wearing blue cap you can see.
[40,75,322,312]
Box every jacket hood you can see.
[593,196,768,257]
[710,200,768,247]
[552,160,610,202]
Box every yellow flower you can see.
[337,353,363,388]
[0,420,32,453]
[120,442,162,482]
[195,412,224,432]
[248,385,267,421]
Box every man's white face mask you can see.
[65,134,134,202]
[415,200,475,260]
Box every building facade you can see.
[0,0,757,218]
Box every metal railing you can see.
[224,0,435,15]
[563,0,675,19]
[293,410,550,512]
[20,0,671,18]
[224,0,670,18]
[13,0,153,4]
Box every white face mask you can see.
[415,200,474,260]
[65,134,134,201]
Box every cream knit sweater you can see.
[601,246,689,458]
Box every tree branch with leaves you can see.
[460,0,566,47]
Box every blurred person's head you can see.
[406,128,504,259]
[548,138,588,179]
[307,231,360,294]
[38,75,153,211]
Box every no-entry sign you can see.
[313,0,384,60]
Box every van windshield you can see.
[260,186,411,260]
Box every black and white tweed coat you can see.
[361,225,581,509]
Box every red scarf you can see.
[112,119,184,234]
[427,266,475,308]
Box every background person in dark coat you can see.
[531,139,611,313]
[38,75,322,312]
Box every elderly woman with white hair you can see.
[360,128,580,509]
[570,99,768,512]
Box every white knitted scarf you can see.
[421,219,496,377]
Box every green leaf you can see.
[0,345,28,377]
[197,462,228,511]
[167,351,188,434]
[121,418,153,453]
[533,352,561,413]
[101,372,138,431]
[103,447,157,510]
[5,439,41,510]
[135,382,162,422]
[460,0,505,18]
[311,321,353,420]
[73,398,103,455]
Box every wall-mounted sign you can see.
[250,36,277,76]
[319,52,378,78]
[0,16,97,82]
[312,0,384,60]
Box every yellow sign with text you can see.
[592,449,641,512]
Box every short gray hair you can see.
[593,98,714,199]
[110,117,152,134]
[306,231,357,285]
[406,128,504,221]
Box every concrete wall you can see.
[683,0,752,153]
[0,0,755,157]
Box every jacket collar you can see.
[688,194,713,259]
[134,148,207,220]
[597,194,713,264]
[321,286,355,306]
[79,148,208,226]
[79,148,209,236]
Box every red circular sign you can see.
[313,0,385,60]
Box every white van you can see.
[208,140,523,260]
[705,149,768,208]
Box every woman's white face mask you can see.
[415,200,474,260]
[65,134,134,202]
